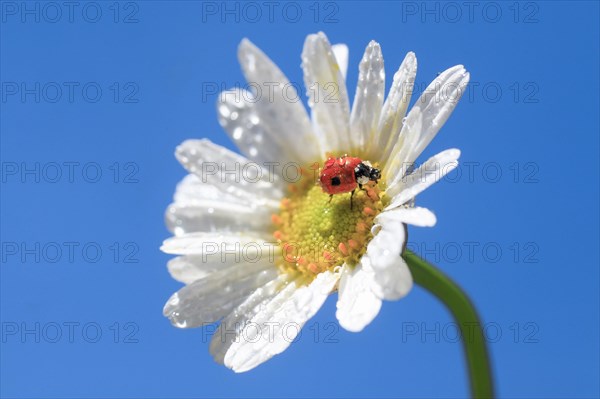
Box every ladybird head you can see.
[369,167,381,182]
[354,161,380,185]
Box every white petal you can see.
[384,65,469,180]
[366,223,413,301]
[163,261,278,328]
[350,41,385,153]
[384,110,423,183]
[302,32,351,154]
[386,148,460,208]
[409,67,469,161]
[175,139,283,203]
[172,174,247,207]
[167,256,208,284]
[167,255,233,285]
[165,199,272,236]
[160,232,274,256]
[336,263,382,332]
[331,44,349,80]
[374,52,417,163]
[210,274,291,364]
[219,281,297,370]
[376,206,437,227]
[236,39,321,164]
[217,88,290,166]
[222,271,339,372]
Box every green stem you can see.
[402,250,495,399]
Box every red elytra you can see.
[319,156,363,195]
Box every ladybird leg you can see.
[328,194,333,204]
[358,183,366,192]
[350,189,355,210]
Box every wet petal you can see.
[376,206,437,227]
[236,39,321,164]
[336,263,382,332]
[365,223,413,301]
[374,52,417,164]
[171,174,248,207]
[332,43,349,79]
[209,274,291,364]
[221,271,339,372]
[160,232,274,256]
[175,139,284,203]
[167,255,241,285]
[217,88,290,165]
[350,41,385,153]
[163,261,278,328]
[384,65,469,179]
[302,32,351,154]
[165,199,273,237]
[387,148,460,207]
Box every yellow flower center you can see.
[272,163,388,281]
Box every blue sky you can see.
[1,1,599,398]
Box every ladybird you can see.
[319,156,381,208]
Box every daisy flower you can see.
[162,32,469,372]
